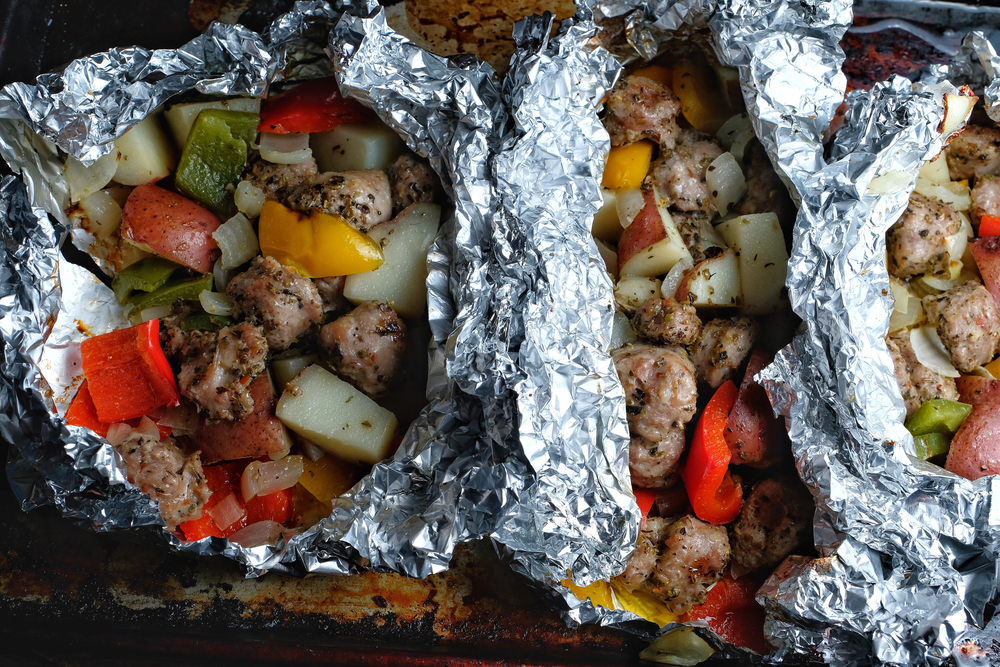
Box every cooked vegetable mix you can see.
[63,77,443,539]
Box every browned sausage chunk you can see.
[284,170,392,232]
[604,75,682,149]
[227,256,324,351]
[922,281,1000,373]
[612,343,698,443]
[730,477,812,575]
[886,192,961,279]
[173,323,268,421]
[617,517,670,589]
[629,431,686,489]
[649,515,730,615]
[113,431,210,529]
[632,298,703,346]
[242,153,318,201]
[946,124,1000,181]
[388,153,441,213]
[690,317,758,389]
[647,128,723,215]
[887,331,959,418]
[320,301,408,398]
[971,173,1000,224]
[313,276,350,315]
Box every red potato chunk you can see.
[121,183,221,274]
[970,236,1000,310]
[192,375,289,463]
[725,348,782,468]
[955,375,1000,406]
[945,398,1000,480]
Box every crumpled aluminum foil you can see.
[500,1,1000,665]
[0,0,530,578]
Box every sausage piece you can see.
[604,75,683,149]
[612,343,698,443]
[886,192,961,279]
[320,301,408,398]
[227,256,324,351]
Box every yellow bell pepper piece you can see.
[632,65,672,87]
[298,454,365,504]
[602,141,654,190]
[560,573,679,627]
[672,58,732,135]
[985,356,1000,379]
[258,200,384,278]
[561,575,616,611]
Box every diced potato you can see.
[164,98,261,147]
[595,239,618,279]
[271,354,319,391]
[298,454,366,504]
[113,112,177,186]
[276,365,398,465]
[592,189,621,244]
[615,275,662,314]
[716,213,789,314]
[343,203,441,318]
[941,90,977,139]
[674,248,741,308]
[310,120,405,173]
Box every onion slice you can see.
[208,493,246,532]
[65,149,120,203]
[910,326,960,378]
[234,180,266,218]
[213,213,260,269]
[241,455,305,502]
[259,132,312,165]
[228,520,285,548]
[155,403,199,437]
[706,152,746,217]
[615,189,646,229]
[199,290,235,316]
[80,190,123,239]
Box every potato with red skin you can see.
[121,183,222,274]
[192,375,290,463]
[970,236,1000,310]
[724,348,781,468]
[955,375,1000,406]
[945,398,1000,480]
[617,190,689,277]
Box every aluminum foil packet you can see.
[495,1,1000,665]
[0,0,541,578]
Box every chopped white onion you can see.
[234,180,266,218]
[300,439,327,462]
[918,156,951,185]
[259,132,313,164]
[910,326,960,378]
[213,212,260,269]
[615,189,646,229]
[920,268,973,293]
[660,255,695,301]
[155,403,199,437]
[868,169,916,195]
[889,278,911,315]
[609,311,637,351]
[706,152,747,217]
[199,290,235,316]
[208,493,246,531]
[65,149,120,203]
[913,176,971,211]
[213,257,235,293]
[139,305,172,323]
[241,455,305,502]
[945,214,972,264]
[715,113,755,162]
[80,190,123,240]
[228,520,285,548]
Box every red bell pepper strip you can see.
[980,214,1000,237]
[258,77,370,134]
[633,487,658,519]
[65,381,110,437]
[681,380,743,524]
[80,320,179,423]
[681,573,769,655]
[179,459,294,541]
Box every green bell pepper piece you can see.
[111,257,181,304]
[174,109,259,217]
[913,432,951,461]
[181,312,232,332]
[904,399,973,436]
[128,273,214,313]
